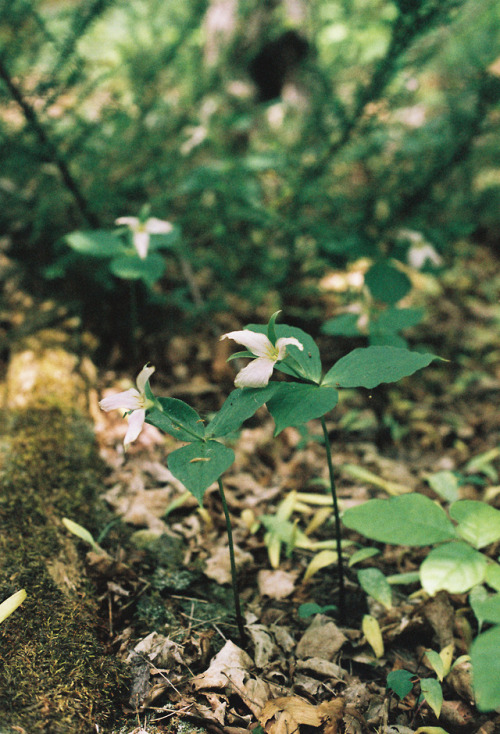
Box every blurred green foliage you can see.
[1,0,499,338]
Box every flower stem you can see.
[321,416,346,624]
[217,478,247,648]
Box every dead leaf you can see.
[296,615,347,661]
[318,698,345,734]
[247,623,278,668]
[258,569,298,599]
[259,696,322,733]
[204,544,253,584]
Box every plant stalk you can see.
[217,478,247,647]
[321,417,346,624]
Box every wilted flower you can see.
[99,364,155,448]
[116,216,173,259]
[221,330,303,388]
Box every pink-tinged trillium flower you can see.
[221,330,304,388]
[99,365,155,448]
[115,216,173,259]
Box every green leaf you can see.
[365,261,412,305]
[323,346,440,389]
[470,592,500,625]
[267,310,281,345]
[358,568,392,609]
[420,678,443,718]
[147,398,205,442]
[167,440,235,504]
[470,625,500,711]
[110,253,166,284]
[266,383,339,435]
[342,494,457,546]
[297,602,336,618]
[375,307,424,332]
[369,330,408,348]
[321,313,361,337]
[485,563,500,592]
[387,669,414,699]
[348,547,380,567]
[420,542,487,595]
[246,323,322,384]
[206,384,280,438]
[65,230,126,257]
[62,518,99,550]
[450,500,500,549]
[425,650,445,681]
[469,585,488,628]
[427,471,460,503]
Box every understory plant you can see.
[343,480,500,711]
[100,312,440,641]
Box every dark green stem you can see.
[321,417,346,624]
[217,478,247,648]
[128,281,139,362]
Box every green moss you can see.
[0,406,129,731]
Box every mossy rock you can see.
[0,336,128,731]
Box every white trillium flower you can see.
[221,330,304,388]
[99,365,155,448]
[407,242,442,270]
[115,216,173,259]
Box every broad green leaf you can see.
[110,253,166,284]
[246,323,322,383]
[420,542,487,596]
[485,563,500,592]
[206,384,280,438]
[470,592,500,625]
[369,330,407,347]
[362,614,384,657]
[427,471,460,503]
[147,398,205,442]
[358,568,392,609]
[375,307,424,332]
[420,678,443,718]
[450,500,500,549]
[167,440,235,504]
[323,346,440,389]
[470,625,500,711]
[387,669,414,699]
[365,261,412,305]
[0,589,27,624]
[321,313,361,337]
[266,383,339,435]
[65,230,126,257]
[297,602,337,619]
[342,494,456,546]
[425,650,445,681]
[348,547,380,567]
[470,585,488,628]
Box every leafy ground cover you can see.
[26,242,494,733]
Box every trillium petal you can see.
[99,388,141,412]
[145,217,173,234]
[133,231,150,259]
[221,330,273,357]
[234,357,275,388]
[115,216,139,228]
[276,336,304,360]
[124,409,146,447]
[136,364,155,393]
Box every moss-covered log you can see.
[0,332,127,732]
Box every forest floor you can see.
[2,243,500,734]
